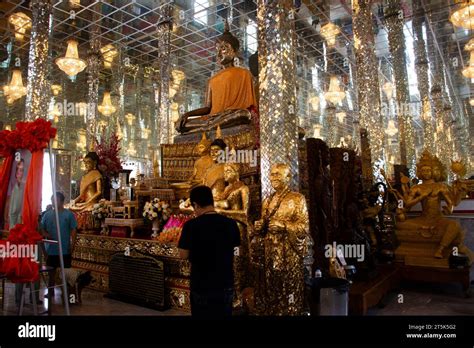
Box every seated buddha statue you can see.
[176,21,256,134]
[69,152,103,213]
[215,163,251,309]
[179,138,227,211]
[189,133,213,183]
[395,151,472,262]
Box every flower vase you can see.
[100,220,108,235]
[151,219,160,239]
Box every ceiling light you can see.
[324,76,345,104]
[55,39,88,77]
[98,92,116,116]
[8,12,31,41]
[320,22,340,47]
[450,0,474,30]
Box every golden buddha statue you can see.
[179,137,227,211]
[69,152,103,212]
[189,133,213,183]
[176,21,256,134]
[215,163,251,308]
[253,163,312,315]
[395,151,472,263]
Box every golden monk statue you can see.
[395,151,472,263]
[189,133,213,183]
[253,163,312,315]
[215,163,251,309]
[69,152,103,212]
[176,21,256,134]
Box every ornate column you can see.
[156,6,172,145]
[413,4,435,153]
[385,0,416,172]
[352,0,386,180]
[325,105,337,148]
[257,0,299,197]
[86,4,101,149]
[25,0,52,121]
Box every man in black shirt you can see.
[178,185,240,317]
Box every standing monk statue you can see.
[176,20,257,134]
[253,163,313,315]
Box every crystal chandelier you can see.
[385,120,398,137]
[49,103,61,120]
[324,76,345,105]
[313,124,322,138]
[450,0,474,30]
[320,22,340,47]
[125,113,136,125]
[51,84,62,96]
[466,38,474,51]
[310,96,319,111]
[336,112,346,123]
[98,92,116,116]
[470,98,474,106]
[55,39,88,77]
[3,69,27,102]
[382,82,394,100]
[8,12,31,41]
[171,69,186,84]
[462,51,474,78]
[142,128,151,139]
[100,44,118,69]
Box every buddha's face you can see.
[419,165,432,181]
[224,165,238,183]
[210,145,222,162]
[196,143,209,156]
[84,157,96,171]
[270,165,290,191]
[432,166,441,182]
[216,40,236,66]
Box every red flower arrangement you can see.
[0,224,43,283]
[0,118,57,157]
[94,128,123,178]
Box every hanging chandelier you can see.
[171,69,186,84]
[382,82,394,100]
[385,120,398,137]
[8,12,31,41]
[128,143,137,156]
[55,39,88,77]
[462,50,474,78]
[313,124,322,138]
[450,0,474,30]
[336,112,346,123]
[100,44,118,69]
[310,96,319,111]
[98,92,116,116]
[3,69,27,102]
[125,113,136,125]
[324,76,345,105]
[466,38,474,51]
[469,98,474,106]
[320,22,340,47]
[51,84,62,96]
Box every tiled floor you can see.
[2,278,473,316]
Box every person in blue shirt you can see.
[40,192,77,295]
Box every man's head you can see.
[210,139,227,162]
[15,159,24,183]
[51,191,65,209]
[270,163,291,191]
[189,186,214,213]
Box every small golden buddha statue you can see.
[179,137,227,211]
[215,163,251,308]
[253,163,312,315]
[189,133,213,183]
[69,152,103,213]
[176,21,256,134]
[395,151,472,262]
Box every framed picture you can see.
[4,149,32,229]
